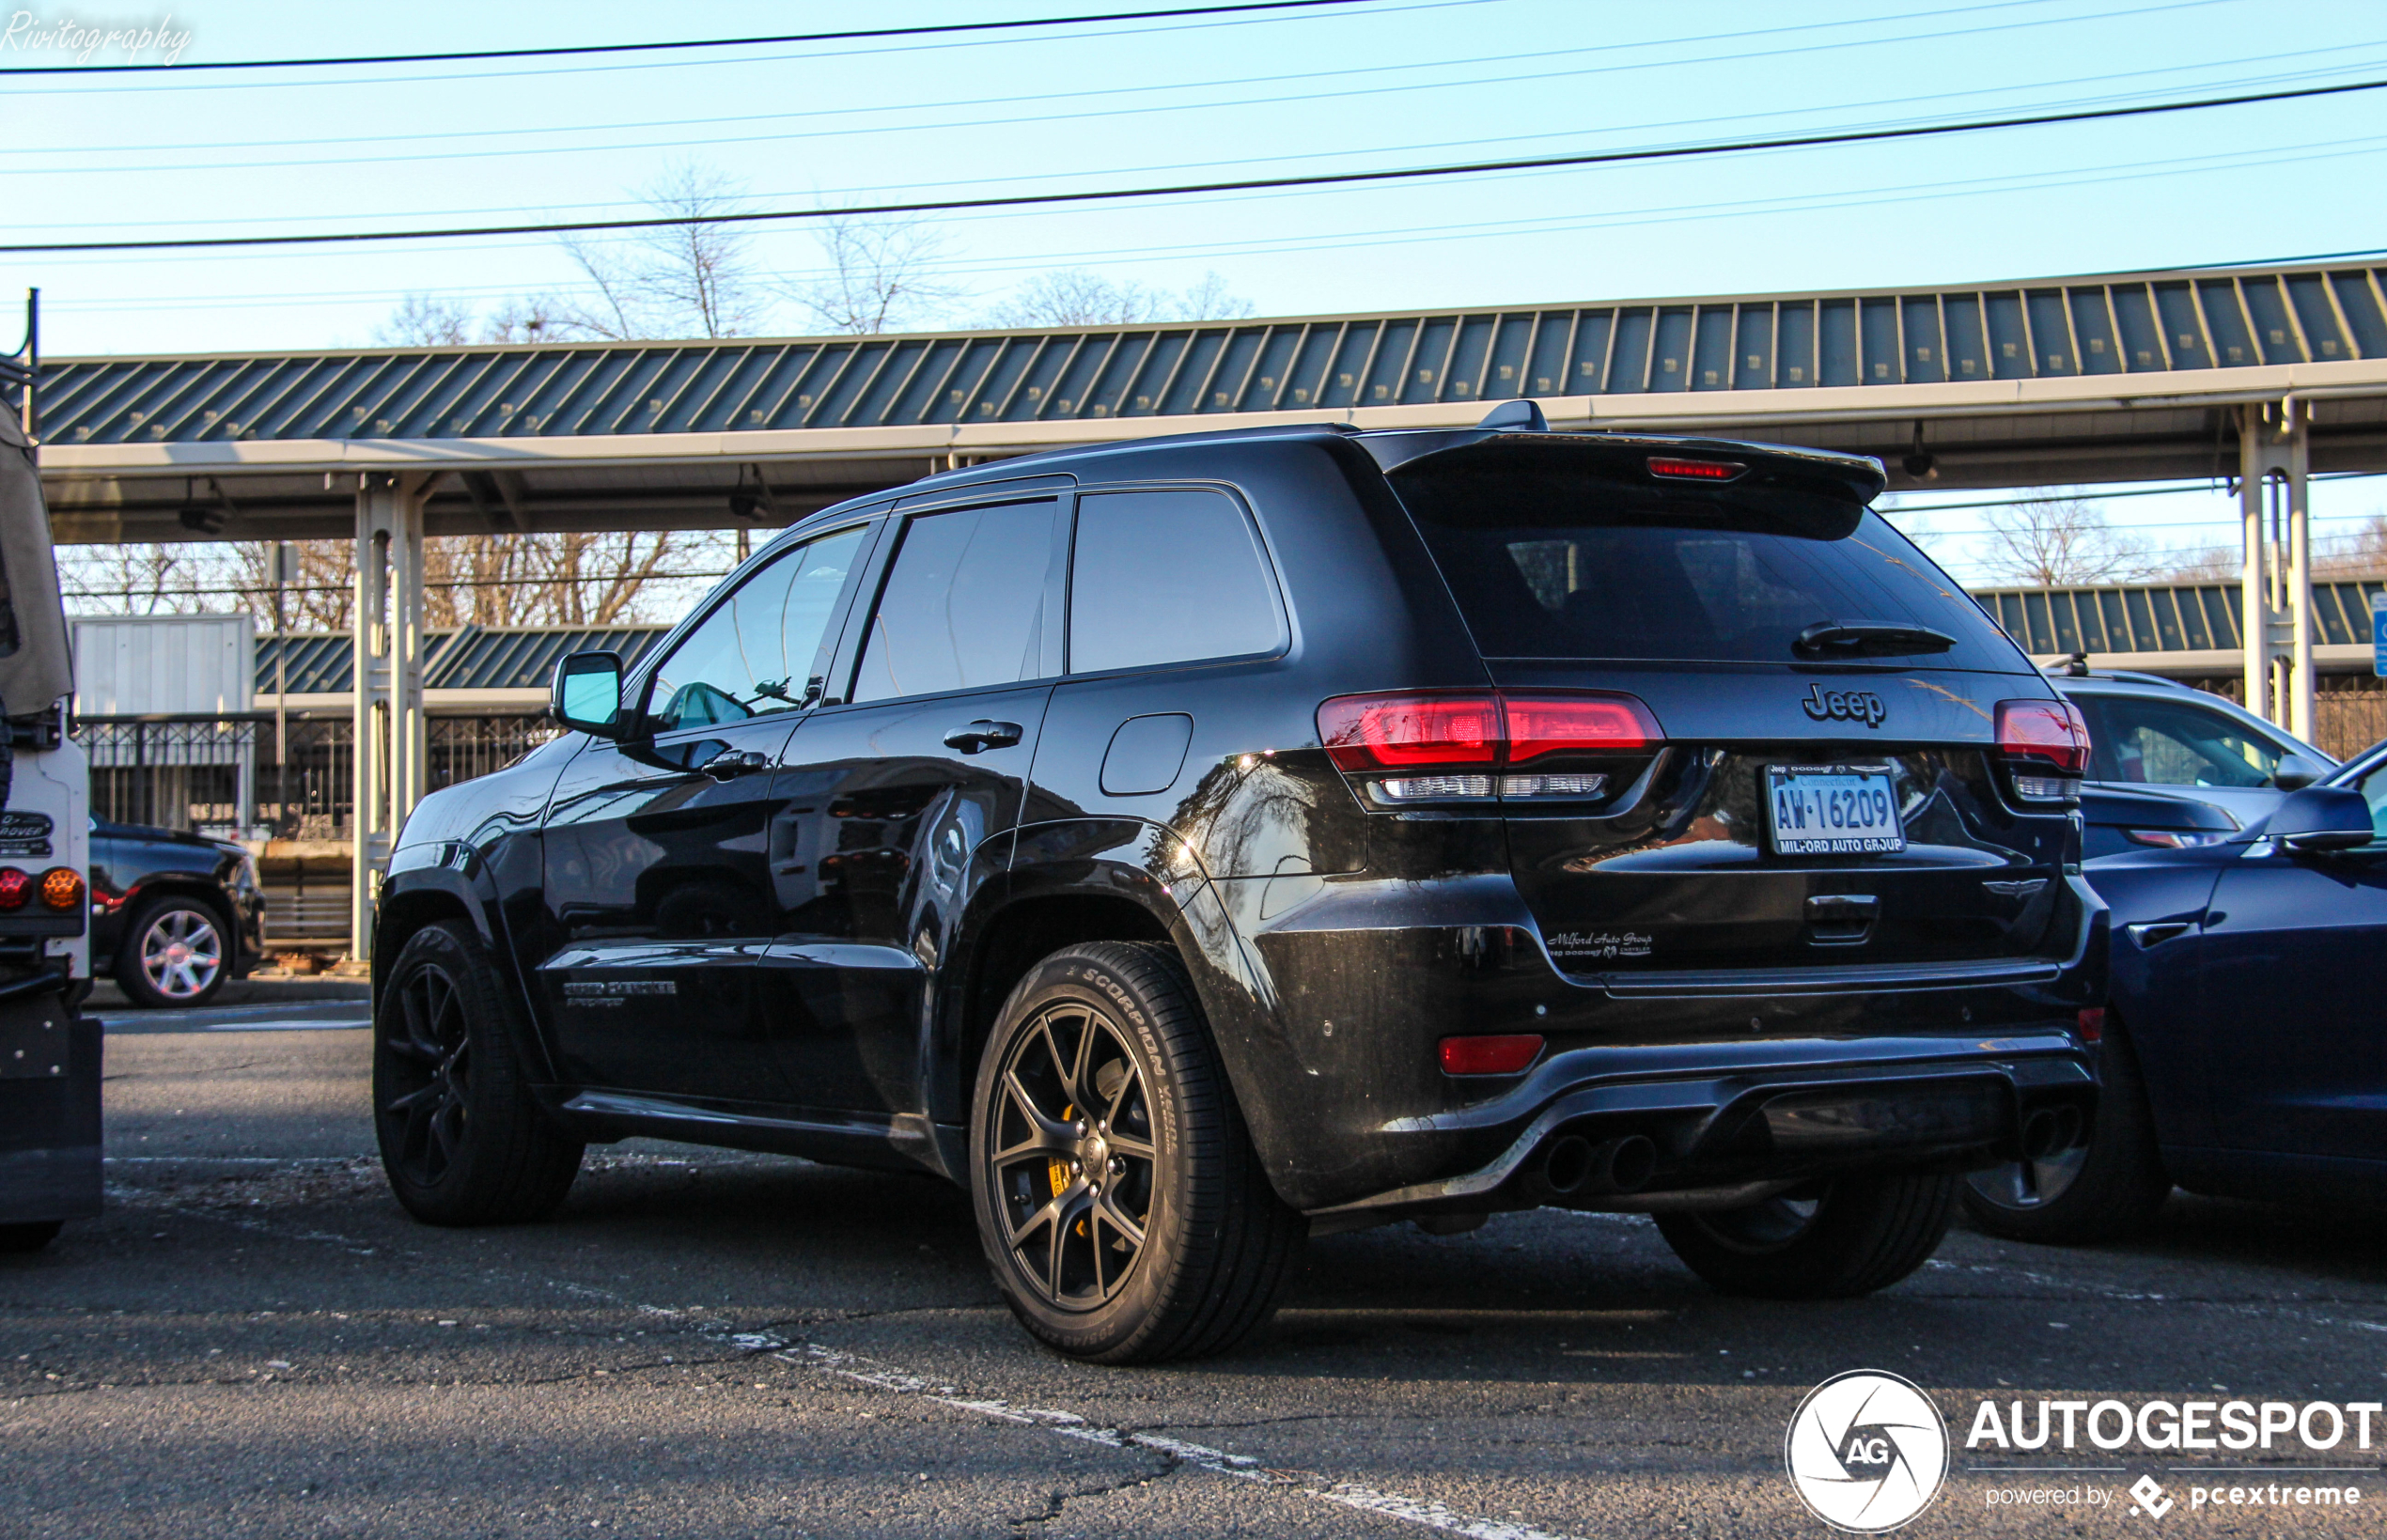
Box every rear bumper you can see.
[0,992,101,1226]
[1306,1031,2094,1224]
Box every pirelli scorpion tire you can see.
[374,920,584,1227]
[1654,1170,1960,1299]
[970,941,1304,1364]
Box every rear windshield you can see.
[1391,457,2025,671]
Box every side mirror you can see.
[2264,785,2375,853]
[2271,754,2324,791]
[552,650,626,739]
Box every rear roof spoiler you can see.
[1356,408,1888,506]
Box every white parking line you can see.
[140,1197,1589,1540]
[748,1330,1586,1540]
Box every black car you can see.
[88,817,264,1008]
[373,407,2103,1361]
[1964,741,2387,1240]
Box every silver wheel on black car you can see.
[114,897,226,1008]
[970,941,1303,1363]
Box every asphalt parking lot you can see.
[4,1000,2383,1538]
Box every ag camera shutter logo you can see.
[1785,1370,1949,1531]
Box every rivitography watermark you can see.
[1,10,191,64]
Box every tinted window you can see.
[1069,489,1284,674]
[2083,694,2284,788]
[851,500,1057,702]
[2357,759,2387,842]
[647,526,866,733]
[1393,458,2021,669]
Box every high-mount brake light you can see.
[1317,691,1663,775]
[0,868,28,910]
[1647,456,1745,482]
[1994,697,2091,801]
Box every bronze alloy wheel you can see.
[378,959,474,1189]
[971,941,1303,1362]
[987,999,1159,1310]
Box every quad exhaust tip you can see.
[2018,1106,2083,1161]
[1537,1132,1658,1199]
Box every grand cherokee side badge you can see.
[1801,683,1887,727]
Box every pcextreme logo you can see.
[1785,1370,1950,1532]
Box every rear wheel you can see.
[1656,1171,1958,1299]
[0,1221,61,1253]
[970,941,1303,1363]
[1963,1019,2170,1244]
[114,895,229,1008]
[374,920,583,1226]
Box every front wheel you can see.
[374,920,583,1226]
[1656,1170,1959,1299]
[970,941,1303,1363]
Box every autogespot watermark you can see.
[1787,1375,2379,1528]
[0,10,191,64]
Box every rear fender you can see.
[992,817,1315,1204]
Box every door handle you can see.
[943,720,1024,754]
[700,749,770,781]
[2125,920,2193,948]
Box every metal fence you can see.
[71,712,560,839]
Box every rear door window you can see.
[850,499,1061,702]
[1392,456,2023,670]
[1069,488,1285,674]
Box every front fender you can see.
[377,841,559,1083]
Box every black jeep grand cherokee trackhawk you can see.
[373,404,2103,1362]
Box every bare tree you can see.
[2317,513,2387,577]
[790,213,966,334]
[555,162,767,341]
[986,268,1254,329]
[1977,490,2156,586]
[375,294,476,347]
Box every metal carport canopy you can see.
[29,257,2387,543]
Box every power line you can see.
[0,1,1381,75]
[9,72,2384,257]
[0,0,2237,172]
[1885,474,2382,515]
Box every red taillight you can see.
[1647,456,1744,481]
[0,868,28,910]
[1440,1034,1544,1076]
[39,868,84,911]
[1318,691,1662,771]
[1318,693,1499,770]
[1994,698,2091,776]
[2077,1007,2105,1044]
[1502,694,1661,761]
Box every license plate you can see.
[1766,765,1905,856]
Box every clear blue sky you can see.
[5,0,2383,576]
